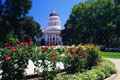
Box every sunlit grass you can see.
[101,52,120,59]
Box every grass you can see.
[101,52,120,59]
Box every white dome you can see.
[46,8,61,30]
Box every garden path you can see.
[107,58,120,80]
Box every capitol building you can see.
[41,8,63,46]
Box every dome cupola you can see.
[49,8,58,16]
[46,8,61,30]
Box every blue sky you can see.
[28,0,85,29]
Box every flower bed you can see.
[54,59,116,80]
[0,41,116,80]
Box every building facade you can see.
[42,8,63,46]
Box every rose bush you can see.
[33,46,64,80]
[0,39,37,80]
[63,44,101,74]
[0,42,101,80]
[33,44,101,79]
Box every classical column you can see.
[55,34,56,41]
[49,33,50,41]
[51,33,53,41]
[45,33,48,46]
[45,33,47,41]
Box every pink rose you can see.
[52,51,56,53]
[6,56,11,61]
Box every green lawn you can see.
[101,52,120,59]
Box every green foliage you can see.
[0,39,37,80]
[33,46,63,80]
[0,42,115,80]
[0,0,42,43]
[6,29,19,43]
[31,44,101,79]
[54,59,116,80]
[63,44,101,74]
[62,0,120,47]
[19,16,42,41]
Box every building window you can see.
[53,37,55,40]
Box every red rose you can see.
[74,54,76,59]
[9,46,13,49]
[19,45,22,47]
[45,47,48,50]
[51,54,53,56]
[72,52,75,55]
[41,46,44,49]
[53,57,56,61]
[14,42,17,45]
[6,56,11,61]
[78,52,83,56]
[83,57,86,59]
[51,42,54,46]
[28,43,32,46]
[24,42,28,45]
[48,43,50,46]
[29,38,33,42]
[69,48,73,51]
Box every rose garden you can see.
[0,39,117,80]
[0,0,120,80]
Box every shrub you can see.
[63,44,101,74]
[33,44,101,79]
[33,46,63,80]
[0,39,37,80]
[0,43,104,80]
[54,59,116,80]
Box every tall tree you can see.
[62,0,116,46]
[114,0,120,46]
[19,16,42,41]
[5,0,32,40]
[0,0,42,43]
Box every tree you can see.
[62,0,116,46]
[0,0,42,43]
[19,16,42,41]
[114,0,120,46]
[4,0,32,41]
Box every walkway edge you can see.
[105,58,120,80]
